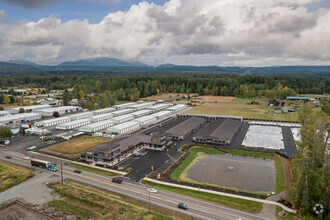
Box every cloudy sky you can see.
[0,0,329,66]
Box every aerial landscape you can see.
[0,0,329,220]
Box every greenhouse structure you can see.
[128,102,154,110]
[90,112,114,122]
[133,115,157,125]
[69,112,94,120]
[112,108,134,117]
[165,104,187,112]
[35,116,71,127]
[79,119,115,133]
[56,118,91,130]
[113,102,136,110]
[92,108,116,115]
[107,121,140,134]
[110,114,134,124]
[151,111,172,119]
[131,109,152,118]
[147,103,170,112]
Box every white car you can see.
[147,188,157,193]
[23,156,30,160]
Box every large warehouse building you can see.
[133,115,157,125]
[35,106,81,116]
[107,121,140,134]
[111,109,134,117]
[151,111,172,119]
[7,104,51,113]
[35,116,71,127]
[92,108,116,115]
[113,102,136,110]
[131,109,152,118]
[165,104,187,112]
[147,103,170,112]
[90,112,114,122]
[56,118,91,130]
[193,118,242,145]
[110,114,134,124]
[0,113,41,125]
[79,120,115,133]
[166,117,206,140]
[128,102,154,110]
[68,112,94,120]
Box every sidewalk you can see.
[144,178,297,214]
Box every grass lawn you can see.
[68,163,121,177]
[223,149,284,194]
[48,180,172,220]
[275,206,298,220]
[170,147,222,181]
[0,161,34,192]
[141,180,263,214]
[40,135,109,160]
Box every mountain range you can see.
[0,57,329,76]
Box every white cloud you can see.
[0,0,329,66]
[0,10,6,19]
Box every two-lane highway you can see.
[0,152,267,220]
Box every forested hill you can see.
[0,58,329,77]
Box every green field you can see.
[0,161,34,192]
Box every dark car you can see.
[5,155,12,159]
[112,177,123,184]
[178,203,188,210]
[74,169,81,173]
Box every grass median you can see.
[0,161,34,192]
[141,180,263,214]
[68,163,121,177]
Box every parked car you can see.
[23,156,30,160]
[178,203,188,210]
[5,155,12,159]
[74,169,82,173]
[112,177,123,184]
[147,188,157,193]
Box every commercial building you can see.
[111,108,134,117]
[0,111,11,117]
[56,118,91,130]
[7,104,51,113]
[128,102,154,110]
[131,109,152,118]
[90,113,114,122]
[177,113,243,122]
[34,106,82,117]
[147,103,170,112]
[0,113,41,125]
[166,117,206,140]
[92,108,116,115]
[133,115,157,125]
[35,117,71,127]
[151,111,172,119]
[79,120,115,133]
[165,104,187,112]
[110,114,134,124]
[107,121,140,134]
[68,112,94,120]
[112,102,136,110]
[286,96,309,101]
[193,118,242,145]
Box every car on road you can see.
[178,203,188,210]
[112,177,123,184]
[74,169,82,173]
[147,188,157,193]
[23,156,30,160]
[5,155,12,159]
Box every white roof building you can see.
[79,119,115,133]
[151,111,172,119]
[92,108,116,115]
[112,108,134,117]
[107,121,140,134]
[165,104,187,112]
[7,104,51,113]
[0,113,41,125]
[128,102,154,110]
[133,115,157,125]
[90,112,114,122]
[34,106,81,116]
[68,112,94,120]
[35,117,71,127]
[131,109,152,118]
[112,102,136,109]
[0,111,11,117]
[56,118,91,130]
[147,103,170,112]
[110,114,134,124]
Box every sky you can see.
[0,0,329,67]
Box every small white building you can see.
[151,111,172,119]
[0,111,11,117]
[68,112,94,120]
[56,118,91,130]
[79,120,115,133]
[128,102,154,111]
[7,104,51,113]
[112,108,134,117]
[133,115,157,125]
[92,108,116,115]
[131,109,152,118]
[34,106,81,116]
[165,104,187,112]
[110,114,134,124]
[112,102,136,109]
[35,117,71,127]
[107,121,140,134]
[90,113,114,122]
[0,113,41,125]
[147,103,170,112]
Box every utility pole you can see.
[61,163,63,185]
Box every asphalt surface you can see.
[0,150,267,220]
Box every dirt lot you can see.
[141,93,235,103]
[194,96,236,103]
[40,135,109,160]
